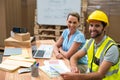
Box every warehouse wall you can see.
[0,0,36,47]
[85,0,120,43]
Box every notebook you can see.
[32,43,53,58]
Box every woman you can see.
[53,12,87,73]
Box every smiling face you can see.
[89,20,106,39]
[67,15,80,34]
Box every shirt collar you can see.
[94,35,107,48]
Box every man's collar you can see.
[94,35,107,47]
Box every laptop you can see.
[31,42,53,59]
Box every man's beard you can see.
[90,29,104,38]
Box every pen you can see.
[36,63,39,67]
[33,61,36,65]
[31,61,36,67]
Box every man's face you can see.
[89,20,105,38]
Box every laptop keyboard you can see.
[35,50,45,57]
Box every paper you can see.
[39,60,70,78]
[39,65,59,78]
[48,60,70,74]
[2,59,33,67]
[0,63,20,72]
[0,56,35,72]
[8,56,36,62]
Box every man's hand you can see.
[61,72,79,80]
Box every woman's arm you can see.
[59,42,81,59]
[53,36,64,59]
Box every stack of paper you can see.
[48,60,70,74]
[0,56,35,72]
[39,60,70,78]
[0,63,19,72]
[39,65,59,78]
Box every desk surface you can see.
[0,40,70,80]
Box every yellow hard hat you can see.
[87,10,109,26]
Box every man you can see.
[61,10,120,80]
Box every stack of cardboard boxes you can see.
[4,32,31,48]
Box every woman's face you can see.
[67,15,80,34]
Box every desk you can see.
[0,40,70,80]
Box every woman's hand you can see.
[59,47,68,58]
[56,53,64,59]
[71,65,80,73]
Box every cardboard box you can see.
[12,32,30,41]
[4,37,31,48]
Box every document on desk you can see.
[39,65,60,78]
[0,63,20,72]
[48,60,70,74]
[40,60,70,77]
[0,56,35,72]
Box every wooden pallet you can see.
[34,24,67,41]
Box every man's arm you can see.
[61,60,113,80]
[70,50,86,73]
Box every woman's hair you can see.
[67,12,80,22]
